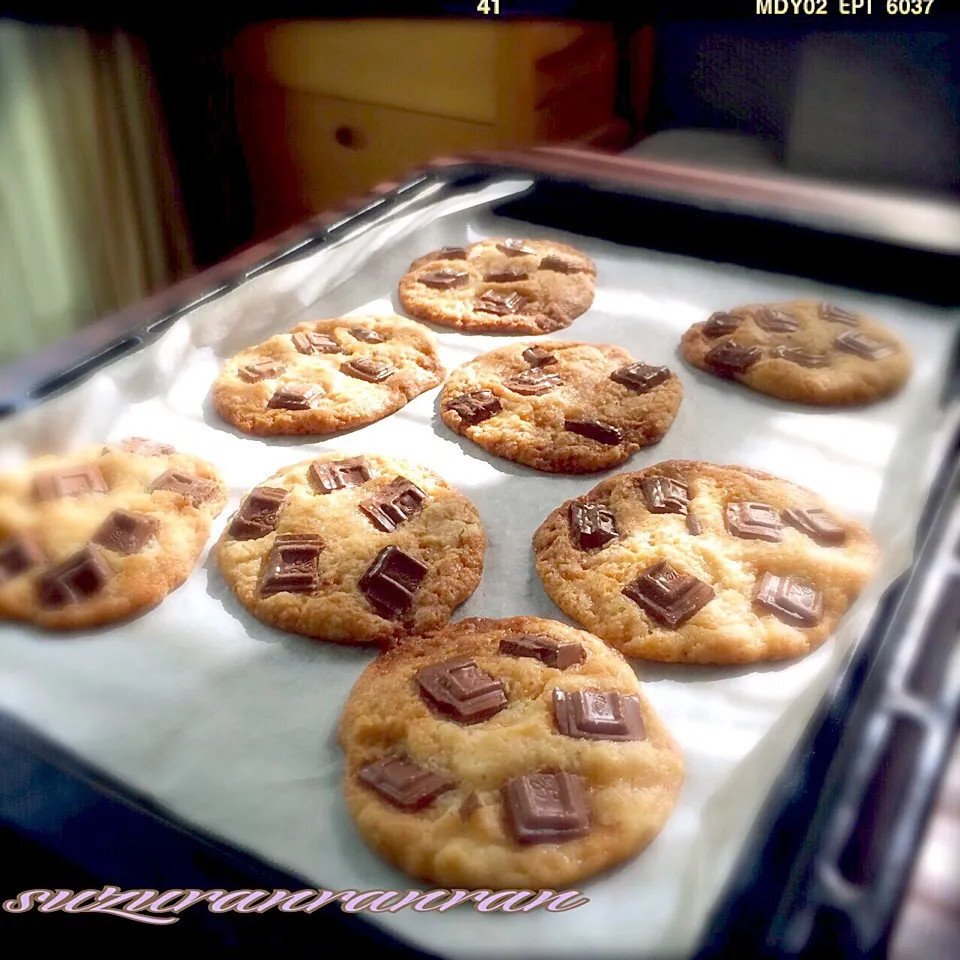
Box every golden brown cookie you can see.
[680,299,911,405]
[0,438,227,630]
[439,341,683,474]
[398,239,596,335]
[533,460,879,664]
[339,616,684,888]
[211,315,445,436]
[216,452,485,644]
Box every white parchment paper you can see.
[1,178,958,958]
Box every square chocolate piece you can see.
[498,633,585,670]
[38,544,113,607]
[291,331,343,355]
[503,772,590,845]
[704,341,762,376]
[418,268,470,290]
[754,572,823,627]
[522,346,557,367]
[623,560,715,628]
[268,382,324,410]
[358,756,454,811]
[238,359,286,383]
[308,456,372,494]
[105,437,175,456]
[497,239,535,255]
[703,312,742,338]
[610,362,670,393]
[504,367,561,396]
[341,357,395,383]
[782,507,846,546]
[0,534,45,584]
[834,330,896,361]
[538,255,577,273]
[228,486,288,540]
[476,291,528,316]
[564,419,623,446]
[92,509,159,555]
[484,266,528,283]
[149,469,218,506]
[553,689,646,742]
[416,656,508,724]
[569,499,619,551]
[436,246,468,260]
[818,302,859,326]
[33,465,108,502]
[359,477,426,532]
[258,534,324,596]
[445,390,502,426]
[726,502,782,542]
[754,308,800,333]
[349,327,385,344]
[641,476,689,515]
[359,546,427,619]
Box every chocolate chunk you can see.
[349,327,385,344]
[754,308,800,334]
[611,362,670,393]
[484,266,528,282]
[782,507,846,546]
[416,656,507,724]
[0,534,45,584]
[33,465,108,502]
[553,689,646,742]
[149,469,218,506]
[497,239,535,256]
[38,544,113,607]
[726,502,783,542]
[238,359,286,383]
[623,560,715,628]
[770,345,830,368]
[686,513,703,535]
[569,499,619,551]
[703,312,742,338]
[505,367,562,396]
[818,302,859,326]
[359,477,426,532]
[258,534,324,596]
[538,255,577,273]
[359,546,427,618]
[459,792,482,819]
[341,357,395,383]
[291,331,343,355]
[754,572,823,627]
[268,382,324,410]
[92,510,158,555]
[445,390,502,426]
[641,476,689,515]
[522,346,557,367]
[564,419,622,446]
[358,756,454,811]
[419,268,470,290]
[228,486,288,540]
[704,341,762,376]
[476,290,528,316]
[834,329,896,361]
[499,633,585,670]
[436,245,469,260]
[105,437,175,456]
[503,772,590,845]
[308,456,372,494]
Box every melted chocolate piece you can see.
[416,656,507,724]
[505,367,562,396]
[610,362,670,393]
[623,560,715,628]
[498,633,585,670]
[686,513,703,535]
[726,502,783,542]
[149,469,218,506]
[484,266,528,283]
[834,329,896,361]
[359,546,427,618]
[782,507,846,546]
[754,308,800,334]
[358,756,454,811]
[771,345,830,368]
[435,245,469,260]
[553,689,646,742]
[522,346,557,367]
[476,290,528,316]
[704,341,762,376]
[419,269,470,290]
[228,486,288,540]
[538,255,577,274]
[564,419,622,445]
[503,772,590,845]
[238,359,286,383]
[308,456,372,494]
[268,382,324,410]
[105,437,175,456]
[818,302,859,326]
[349,327,385,344]
[258,534,324,596]
[341,357,395,383]
[92,510,158,555]
[359,477,426,532]
[569,499,619,551]
[459,792,482,819]
[445,390,502,426]
[38,544,113,607]
[0,534,45,584]
[703,312,742,338]
[33,465,108,502]
[291,331,343,355]
[641,476,689,515]
[497,239,535,256]
[754,572,823,627]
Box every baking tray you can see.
[1,155,959,957]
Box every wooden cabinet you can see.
[230,20,619,237]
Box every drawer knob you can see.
[334,125,364,149]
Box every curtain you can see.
[0,20,193,365]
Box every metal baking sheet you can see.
[0,177,957,959]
